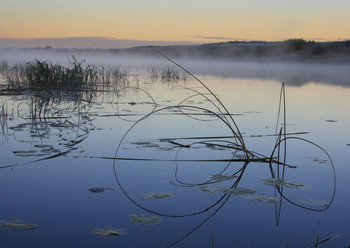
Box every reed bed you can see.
[0,60,9,75]
[0,58,190,92]
[1,57,132,90]
[160,66,190,82]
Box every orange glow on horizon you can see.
[1,0,349,44]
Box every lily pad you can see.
[34,144,53,148]
[199,186,217,194]
[243,195,279,203]
[131,141,160,148]
[89,187,115,193]
[313,158,329,164]
[12,150,37,156]
[261,178,306,189]
[142,192,174,199]
[91,226,126,238]
[211,174,237,181]
[129,214,162,225]
[216,187,256,195]
[0,218,37,230]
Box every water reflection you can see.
[0,91,94,168]
[0,57,342,247]
[112,71,336,246]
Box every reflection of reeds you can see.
[0,102,8,134]
[0,101,13,144]
[0,58,140,109]
[305,220,338,248]
[147,66,159,81]
[0,94,95,169]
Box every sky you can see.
[0,0,350,48]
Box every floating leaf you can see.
[216,187,256,195]
[199,186,217,194]
[211,174,237,181]
[243,195,279,203]
[261,178,307,189]
[205,144,226,150]
[0,218,37,230]
[12,150,37,156]
[131,141,160,148]
[142,192,174,199]
[313,158,328,164]
[129,214,162,225]
[91,226,126,238]
[34,144,53,148]
[89,187,115,193]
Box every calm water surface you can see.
[0,55,349,247]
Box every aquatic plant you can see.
[89,187,115,193]
[0,60,9,75]
[24,58,97,87]
[261,178,307,189]
[161,66,180,81]
[129,214,162,225]
[1,58,131,90]
[0,218,37,230]
[91,226,126,238]
[147,66,159,80]
[215,186,256,195]
[210,173,237,181]
[142,192,174,199]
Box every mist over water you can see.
[0,47,349,247]
[1,48,349,87]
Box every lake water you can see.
[0,51,349,247]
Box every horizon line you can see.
[0,36,349,50]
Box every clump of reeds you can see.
[4,62,27,88]
[147,66,159,81]
[23,57,98,88]
[3,58,92,88]
[1,57,133,90]
[161,67,180,81]
[0,60,9,75]
[109,66,130,86]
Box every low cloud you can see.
[0,37,197,49]
[186,35,254,41]
[306,38,329,41]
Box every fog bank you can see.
[1,48,349,87]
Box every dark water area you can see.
[0,51,349,247]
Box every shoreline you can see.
[1,39,350,64]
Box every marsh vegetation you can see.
[0,52,348,247]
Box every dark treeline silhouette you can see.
[2,39,350,63]
[115,39,350,62]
